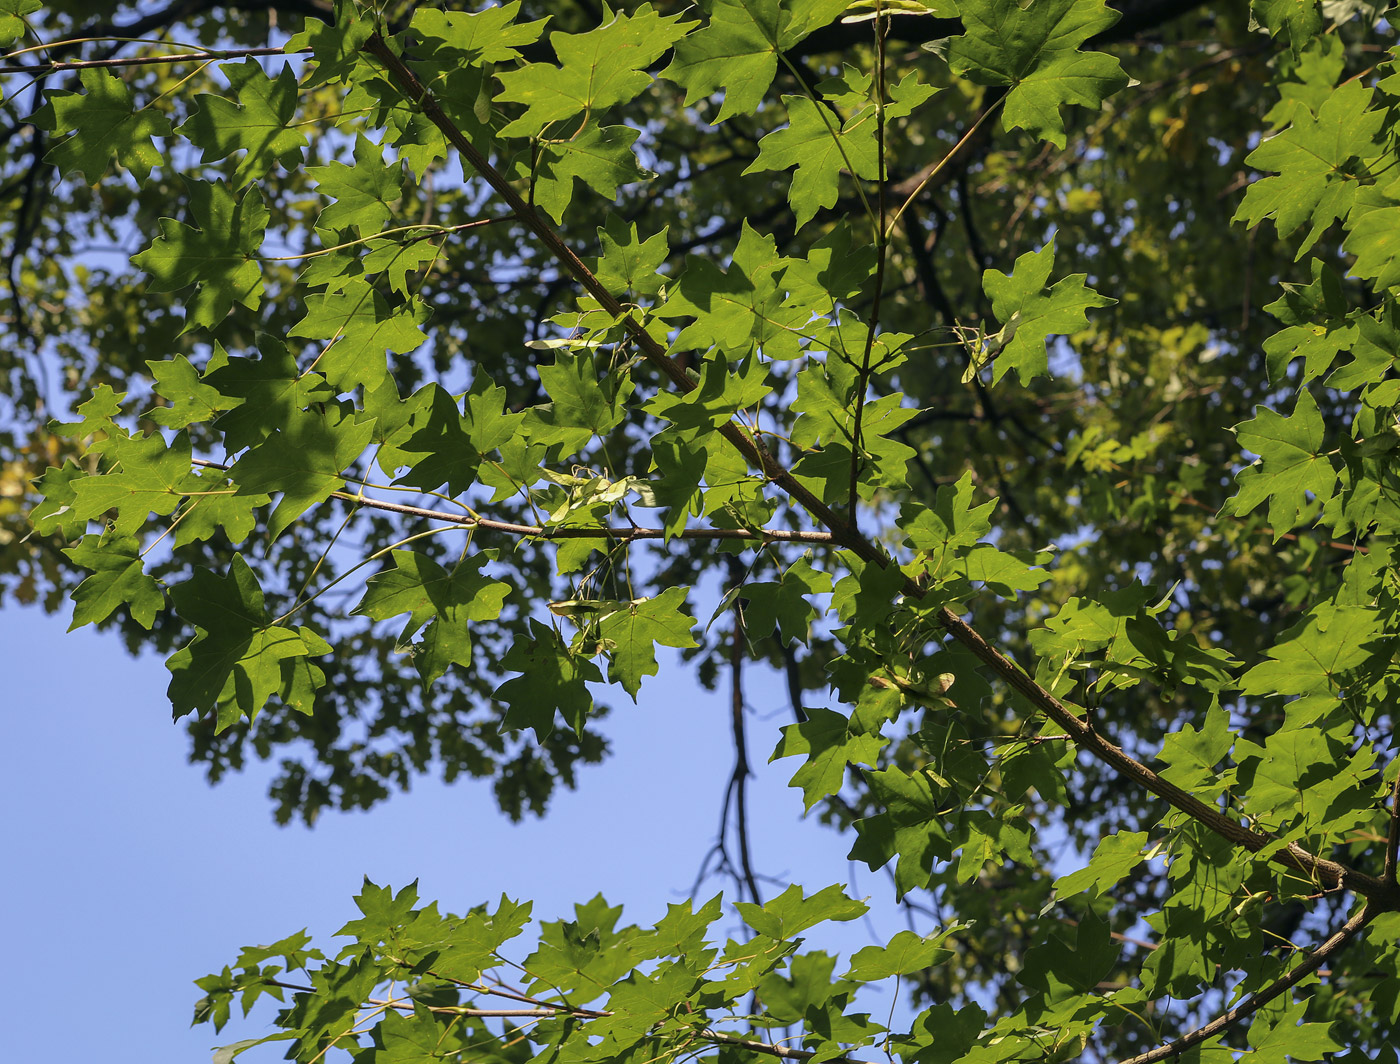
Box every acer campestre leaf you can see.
[945,0,1130,147]
[46,67,171,184]
[979,240,1115,385]
[662,0,851,123]
[132,179,268,332]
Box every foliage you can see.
[7,0,1400,1060]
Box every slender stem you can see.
[727,557,762,906]
[187,459,835,542]
[847,11,891,527]
[1386,770,1400,884]
[1112,903,1377,1064]
[0,44,295,74]
[884,98,1003,238]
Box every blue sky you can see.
[2,600,913,1062]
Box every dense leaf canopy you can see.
[7,0,1400,1060]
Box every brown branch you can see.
[0,45,297,75]
[727,556,762,906]
[357,31,1400,910]
[186,459,833,543]
[1112,902,1377,1064]
[695,1029,872,1064]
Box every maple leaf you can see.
[411,1,548,66]
[308,132,403,234]
[734,883,866,940]
[1226,388,1338,536]
[285,0,373,88]
[354,550,512,688]
[772,706,886,810]
[1239,604,1384,698]
[229,405,377,538]
[1250,0,1323,54]
[533,125,650,224]
[0,0,39,44]
[597,586,698,698]
[1234,78,1383,254]
[145,354,238,429]
[744,95,880,231]
[203,336,335,452]
[290,279,430,391]
[662,0,850,123]
[166,556,331,723]
[657,222,807,358]
[980,240,1115,385]
[945,0,1130,147]
[593,217,669,299]
[495,619,604,741]
[178,59,309,185]
[46,67,171,184]
[70,431,203,535]
[132,179,268,332]
[63,532,164,630]
[498,3,691,136]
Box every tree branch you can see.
[1112,902,1377,1064]
[358,30,1400,910]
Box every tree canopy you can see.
[7,0,1400,1059]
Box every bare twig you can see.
[727,556,762,906]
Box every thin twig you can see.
[186,459,832,542]
[727,556,762,906]
[0,44,296,74]
[1386,770,1400,884]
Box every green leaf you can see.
[203,336,335,452]
[597,586,698,698]
[411,1,548,66]
[1226,388,1338,536]
[1053,830,1149,898]
[1239,604,1383,698]
[945,0,1130,147]
[132,179,268,331]
[744,94,880,231]
[845,930,952,981]
[496,619,604,741]
[63,532,164,629]
[70,431,203,535]
[1234,78,1383,253]
[662,0,850,123]
[286,0,374,88]
[145,355,239,429]
[594,217,669,299]
[532,124,650,225]
[178,59,309,185]
[1345,201,1400,291]
[46,67,171,184]
[980,240,1115,385]
[734,883,867,940]
[166,556,330,723]
[1250,0,1323,54]
[290,279,430,391]
[772,706,885,810]
[658,222,807,358]
[308,133,403,234]
[497,3,692,136]
[0,0,38,44]
[229,405,377,538]
[353,550,512,688]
